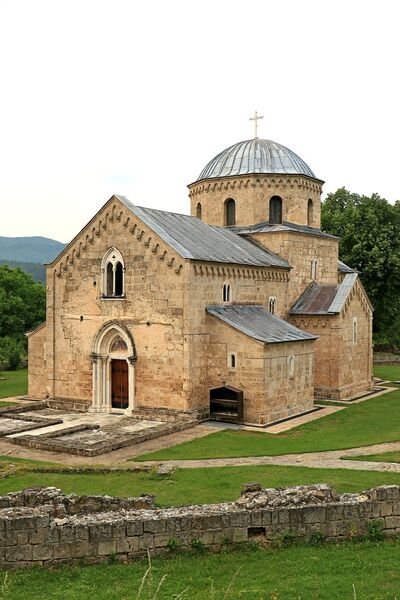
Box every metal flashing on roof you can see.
[206,305,318,344]
[116,196,289,269]
[233,220,338,240]
[195,138,318,181]
[290,273,358,316]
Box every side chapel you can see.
[28,123,373,426]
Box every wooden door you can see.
[111,359,129,409]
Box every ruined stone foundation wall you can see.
[1,485,399,569]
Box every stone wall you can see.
[188,174,322,228]
[250,230,340,311]
[2,484,399,569]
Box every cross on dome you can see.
[249,110,264,138]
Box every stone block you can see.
[303,506,326,524]
[75,525,89,540]
[53,543,72,559]
[6,545,33,562]
[229,513,250,528]
[343,505,360,521]
[325,505,344,521]
[228,528,246,543]
[380,502,393,517]
[261,511,272,525]
[126,521,143,536]
[212,530,232,545]
[250,512,263,527]
[32,545,53,561]
[278,509,290,525]
[97,540,117,556]
[89,523,113,541]
[384,516,400,529]
[139,533,155,550]
[143,519,166,534]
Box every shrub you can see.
[367,520,384,541]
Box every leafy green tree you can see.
[0,265,46,349]
[321,188,400,349]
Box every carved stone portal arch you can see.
[90,322,137,414]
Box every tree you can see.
[0,265,46,366]
[321,188,400,349]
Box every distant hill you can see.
[0,236,66,284]
[0,260,46,283]
[0,236,65,263]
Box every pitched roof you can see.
[206,305,318,344]
[116,196,289,269]
[338,259,357,273]
[232,220,338,240]
[290,273,358,315]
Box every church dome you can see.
[196,138,316,181]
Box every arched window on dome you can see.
[102,248,125,298]
[269,196,282,225]
[307,199,314,226]
[224,199,236,226]
[196,202,202,219]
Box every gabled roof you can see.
[290,273,358,315]
[206,305,318,344]
[232,220,338,240]
[116,196,289,269]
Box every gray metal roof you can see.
[338,260,357,273]
[234,221,338,240]
[206,305,318,344]
[290,273,358,315]
[195,138,317,182]
[116,196,289,269]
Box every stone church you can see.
[28,133,373,426]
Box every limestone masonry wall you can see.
[189,174,322,228]
[1,484,399,569]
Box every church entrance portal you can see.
[90,322,137,415]
[111,359,129,409]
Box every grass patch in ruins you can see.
[134,388,400,461]
[0,540,399,599]
[0,462,399,507]
[0,369,27,399]
[344,451,400,465]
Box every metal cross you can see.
[249,110,264,138]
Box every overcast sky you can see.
[0,0,398,242]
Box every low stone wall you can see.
[1,484,400,569]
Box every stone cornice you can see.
[188,174,323,198]
[192,263,289,282]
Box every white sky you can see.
[0,0,399,242]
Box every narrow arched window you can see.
[115,262,123,296]
[223,283,231,303]
[106,263,113,296]
[268,297,277,315]
[269,196,282,224]
[196,202,202,219]
[288,355,295,378]
[102,248,125,298]
[353,318,358,345]
[307,199,314,226]
[225,199,236,226]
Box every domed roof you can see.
[196,138,316,181]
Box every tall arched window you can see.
[268,296,277,315]
[307,199,314,226]
[269,196,283,224]
[196,202,202,219]
[225,198,236,226]
[102,248,125,298]
[223,283,231,303]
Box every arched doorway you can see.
[90,322,137,414]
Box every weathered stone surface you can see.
[0,485,399,569]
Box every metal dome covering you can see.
[196,138,316,181]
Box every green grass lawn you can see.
[0,369,27,399]
[373,363,400,382]
[0,463,399,506]
[134,389,400,461]
[1,540,399,599]
[345,451,400,465]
